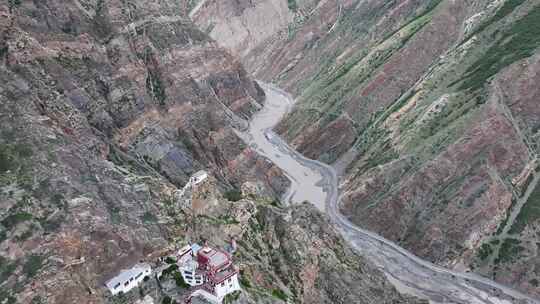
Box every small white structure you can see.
[177,244,193,265]
[179,259,204,286]
[105,263,152,295]
[211,269,240,301]
[176,171,209,200]
[190,170,208,185]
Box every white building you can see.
[177,244,193,265]
[179,259,204,286]
[211,269,240,301]
[105,263,152,295]
[190,170,208,185]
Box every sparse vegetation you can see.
[140,211,158,223]
[458,6,540,91]
[287,0,298,12]
[146,69,167,106]
[495,238,524,264]
[23,254,44,279]
[271,288,288,301]
[1,212,33,230]
[162,296,172,304]
[0,257,17,284]
[173,271,189,288]
[223,290,241,304]
[239,270,251,288]
[509,182,540,234]
[224,189,243,202]
[476,243,493,261]
[165,256,176,264]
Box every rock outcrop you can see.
[193,0,540,296]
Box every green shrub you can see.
[2,212,32,229]
[509,182,540,233]
[140,211,158,223]
[476,243,492,260]
[239,271,251,288]
[162,296,172,304]
[0,257,17,284]
[23,254,44,278]
[173,271,189,288]
[224,189,242,202]
[287,0,298,11]
[496,238,524,264]
[223,290,241,304]
[271,288,288,301]
[165,256,176,264]
[458,6,540,91]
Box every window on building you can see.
[124,281,129,287]
[221,282,225,287]
[114,283,121,289]
[228,278,231,283]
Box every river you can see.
[236,83,539,304]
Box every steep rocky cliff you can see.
[173,180,424,304]
[0,0,288,302]
[193,0,540,297]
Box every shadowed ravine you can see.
[236,83,540,304]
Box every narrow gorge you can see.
[192,0,540,301]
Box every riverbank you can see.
[238,83,540,304]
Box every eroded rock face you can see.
[176,180,426,304]
[0,1,289,303]
[193,0,540,296]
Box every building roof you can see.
[105,263,151,290]
[191,243,203,255]
[198,247,230,270]
[178,244,192,258]
[211,266,238,285]
[192,170,208,179]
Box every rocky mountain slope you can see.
[0,1,423,303]
[171,180,424,304]
[0,0,285,302]
[193,0,540,297]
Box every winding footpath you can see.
[236,83,540,304]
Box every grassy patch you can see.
[271,288,288,301]
[470,0,527,37]
[223,290,241,304]
[239,272,252,288]
[0,257,17,284]
[23,254,44,278]
[224,189,243,202]
[146,70,167,105]
[140,211,158,223]
[287,0,298,11]
[1,212,32,230]
[173,271,189,288]
[495,238,524,264]
[476,243,493,261]
[509,182,540,234]
[458,6,540,91]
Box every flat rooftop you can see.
[211,266,237,284]
[198,247,230,269]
